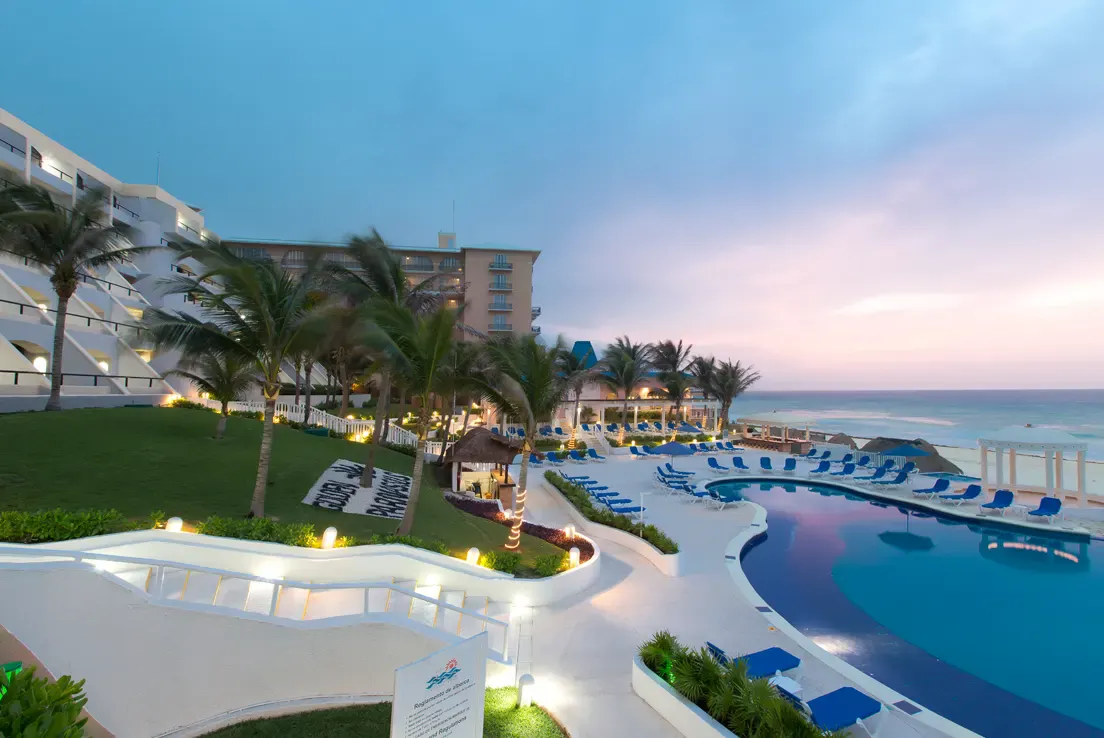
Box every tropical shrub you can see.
[169,397,209,410]
[0,666,88,737]
[364,533,451,556]
[382,441,417,457]
[544,472,679,554]
[532,552,569,577]
[194,516,320,547]
[532,439,586,452]
[638,632,847,737]
[0,509,147,543]
[479,549,522,575]
[228,409,263,420]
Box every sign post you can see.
[390,632,488,738]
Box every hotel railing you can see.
[488,323,513,332]
[489,281,513,291]
[178,222,201,237]
[0,369,162,389]
[488,302,512,311]
[40,163,73,183]
[0,136,26,156]
[113,201,141,220]
[0,298,148,337]
[489,261,513,271]
[0,247,145,299]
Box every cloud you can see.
[835,293,967,316]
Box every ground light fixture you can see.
[32,356,47,373]
[466,547,480,565]
[563,524,576,541]
[321,526,338,549]
[517,674,536,707]
[165,517,183,533]
[569,547,580,568]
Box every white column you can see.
[633,404,638,426]
[1044,450,1055,495]
[1055,450,1064,496]
[995,447,1004,487]
[1077,450,1087,507]
[805,425,810,441]
[781,426,788,443]
[1008,449,1017,490]
[980,446,989,491]
[23,136,32,183]
[451,462,458,493]
[661,407,666,429]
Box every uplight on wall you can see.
[466,547,480,565]
[37,303,48,311]
[32,357,48,373]
[165,517,183,533]
[563,524,576,541]
[98,361,110,372]
[569,547,581,568]
[321,526,338,549]
[517,674,536,707]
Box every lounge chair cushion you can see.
[739,646,800,679]
[807,687,881,732]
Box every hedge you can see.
[544,471,679,554]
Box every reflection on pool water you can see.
[920,472,982,483]
[712,479,1103,738]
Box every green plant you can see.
[479,549,523,574]
[544,472,679,554]
[148,510,167,529]
[167,353,257,439]
[229,409,263,420]
[532,552,569,577]
[170,397,209,410]
[194,516,319,547]
[0,666,88,737]
[365,533,451,555]
[0,509,146,543]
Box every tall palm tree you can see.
[147,244,323,517]
[556,349,593,449]
[364,303,457,536]
[703,359,761,434]
[438,340,486,443]
[689,355,717,431]
[478,334,570,549]
[167,354,256,439]
[598,336,652,444]
[0,185,150,410]
[652,339,694,438]
[325,230,445,488]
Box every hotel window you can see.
[234,247,268,261]
[491,315,509,329]
[439,257,461,272]
[403,255,434,272]
[283,250,306,265]
[491,296,509,308]
[491,275,511,289]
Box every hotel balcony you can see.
[532,325,541,334]
[401,257,435,273]
[488,323,513,332]
[0,134,26,173]
[488,302,512,312]
[111,200,141,227]
[489,281,512,291]
[30,161,74,196]
[531,306,541,319]
[489,261,513,271]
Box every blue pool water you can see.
[713,479,1103,738]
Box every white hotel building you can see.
[0,107,219,410]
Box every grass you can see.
[203,688,565,737]
[0,407,562,564]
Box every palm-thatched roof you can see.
[441,427,523,465]
[827,433,859,449]
[860,437,963,474]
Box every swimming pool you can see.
[711,479,1102,738]
[920,472,981,483]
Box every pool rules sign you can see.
[390,632,488,738]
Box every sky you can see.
[2,1,1102,390]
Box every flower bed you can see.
[544,471,679,554]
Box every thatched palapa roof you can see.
[827,433,859,449]
[441,427,524,466]
[860,437,963,474]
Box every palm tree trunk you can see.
[339,361,351,417]
[460,403,472,437]
[302,362,313,427]
[45,292,72,412]
[249,394,277,517]
[361,369,390,488]
[718,400,730,435]
[397,407,431,535]
[216,402,229,439]
[293,357,302,406]
[619,396,628,443]
[506,436,530,549]
[568,394,581,448]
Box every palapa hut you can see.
[827,433,859,449]
[860,436,963,475]
[440,427,525,503]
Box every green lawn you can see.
[203,689,565,738]
[0,406,560,562]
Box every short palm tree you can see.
[598,336,652,444]
[0,184,150,410]
[364,302,457,535]
[703,359,760,434]
[167,354,256,439]
[652,339,694,438]
[438,340,487,442]
[146,243,323,517]
[478,334,569,549]
[556,349,593,449]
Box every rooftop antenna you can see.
[451,199,455,232]
[155,152,161,186]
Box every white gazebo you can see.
[977,425,1089,507]
[735,412,816,444]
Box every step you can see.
[159,568,190,600]
[365,585,392,614]
[180,571,221,605]
[408,584,442,627]
[437,591,465,633]
[303,587,363,620]
[244,580,279,614]
[213,577,250,610]
[386,580,418,617]
[109,565,153,591]
[457,595,489,639]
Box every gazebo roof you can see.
[978,425,1088,452]
[441,427,524,465]
[736,411,816,427]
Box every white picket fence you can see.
[202,399,419,447]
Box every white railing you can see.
[201,399,418,446]
[0,546,510,662]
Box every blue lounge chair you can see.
[777,685,883,735]
[491,427,501,435]
[643,445,661,456]
[580,423,592,433]
[722,441,737,452]
[938,484,981,505]
[731,456,751,472]
[760,457,773,472]
[629,445,646,459]
[829,463,856,477]
[854,467,887,484]
[586,448,607,462]
[707,457,730,474]
[568,449,588,464]
[871,471,909,487]
[555,427,566,436]
[739,646,802,679]
[608,423,619,433]
[801,448,818,459]
[979,489,1015,515]
[808,460,831,476]
[911,478,951,498]
[665,463,694,477]
[855,455,872,467]
[781,458,797,474]
[528,453,544,467]
[516,429,525,438]
[545,452,564,467]
[809,450,830,462]
[635,423,648,433]
[652,422,663,432]
[899,461,916,475]
[832,453,854,466]
[560,472,590,483]
[1028,496,1062,523]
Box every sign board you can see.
[390,632,488,738]
[301,459,413,520]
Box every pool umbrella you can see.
[652,441,694,457]
[878,531,935,552]
[677,422,700,434]
[881,444,931,458]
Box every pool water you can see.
[714,479,1103,738]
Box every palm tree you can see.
[167,353,256,439]
[702,359,760,434]
[438,340,486,443]
[146,244,323,517]
[556,349,593,449]
[364,303,457,536]
[652,339,694,438]
[689,355,716,431]
[0,185,150,411]
[478,334,570,549]
[325,230,445,489]
[597,336,652,444]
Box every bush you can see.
[544,472,679,554]
[479,549,522,575]
[365,533,451,556]
[229,409,263,420]
[638,632,829,737]
[169,398,208,410]
[382,441,417,457]
[532,552,569,577]
[0,509,146,543]
[0,667,88,737]
[532,439,586,452]
[194,516,320,547]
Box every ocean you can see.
[728,390,1104,460]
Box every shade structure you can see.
[677,422,700,433]
[441,427,523,465]
[881,444,931,458]
[878,531,934,552]
[652,441,694,456]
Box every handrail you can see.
[113,200,140,219]
[490,281,513,290]
[489,261,513,270]
[179,222,200,236]
[489,302,512,310]
[0,136,26,156]
[488,323,513,331]
[0,247,144,297]
[0,368,164,389]
[39,162,73,183]
[0,297,146,334]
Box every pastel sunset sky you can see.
[2,1,1101,390]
